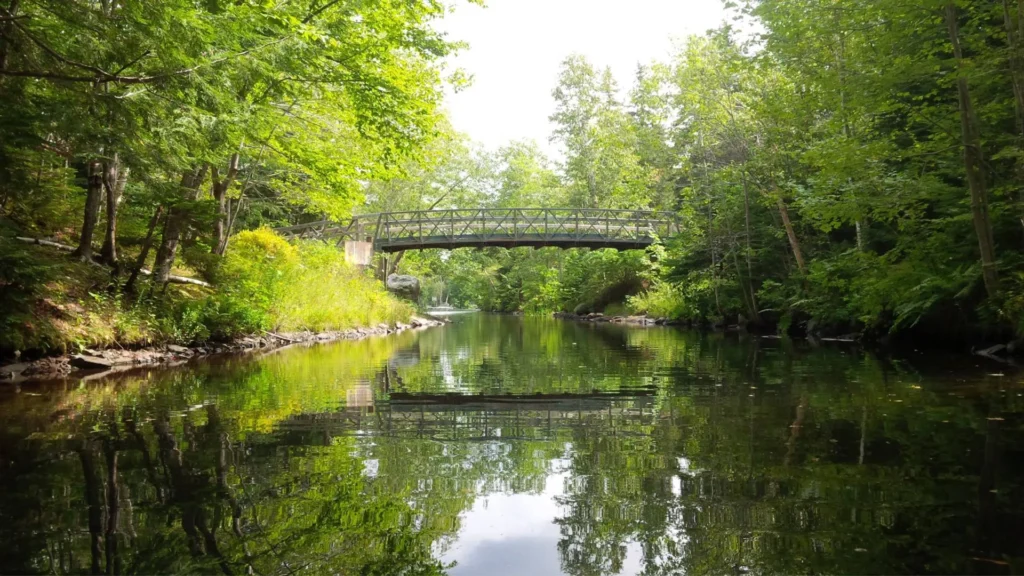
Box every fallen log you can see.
[262,330,300,343]
[134,267,212,288]
[15,236,74,251]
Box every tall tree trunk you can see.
[124,206,163,294]
[725,215,758,323]
[1003,0,1024,141]
[586,169,598,209]
[389,251,405,276]
[946,3,1000,298]
[741,173,760,322]
[153,212,183,288]
[776,195,807,274]
[153,167,206,286]
[211,154,239,256]
[177,163,211,253]
[100,154,128,266]
[73,160,105,261]
[708,200,722,317]
[730,242,757,321]
[0,0,19,76]
[1002,0,1024,233]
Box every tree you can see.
[551,55,651,210]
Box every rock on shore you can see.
[552,312,675,326]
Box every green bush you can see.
[213,228,413,334]
[627,280,692,320]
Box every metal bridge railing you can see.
[275,208,679,249]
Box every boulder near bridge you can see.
[275,208,679,256]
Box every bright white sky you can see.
[434,0,727,155]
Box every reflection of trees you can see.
[395,315,660,396]
[0,367,456,575]
[1,320,1023,575]
[547,337,1024,575]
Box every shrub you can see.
[213,228,413,334]
[216,228,300,332]
[627,280,691,319]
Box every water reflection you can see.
[1,315,1023,574]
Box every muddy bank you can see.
[0,316,446,383]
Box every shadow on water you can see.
[1,314,1023,574]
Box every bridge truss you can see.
[275,208,678,252]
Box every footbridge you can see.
[275,208,678,253]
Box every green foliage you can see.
[0,232,411,353]
[0,238,61,351]
[10,0,1024,349]
[551,55,654,210]
[0,238,195,353]
[0,147,80,236]
[0,0,465,352]
[215,229,413,334]
[627,281,689,319]
[559,248,650,314]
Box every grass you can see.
[0,237,198,354]
[0,229,414,357]
[216,229,414,334]
[626,281,690,320]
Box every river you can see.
[1,314,1022,574]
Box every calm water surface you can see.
[2,315,1023,575]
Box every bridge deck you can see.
[276,208,677,252]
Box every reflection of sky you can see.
[442,466,646,575]
[438,349,474,393]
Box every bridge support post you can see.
[344,241,374,267]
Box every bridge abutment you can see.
[344,241,374,266]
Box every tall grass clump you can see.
[627,281,692,320]
[217,228,413,334]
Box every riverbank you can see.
[0,232,442,381]
[0,316,445,383]
[2,307,1020,575]
[550,311,1024,364]
[553,311,666,326]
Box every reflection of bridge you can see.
[275,392,664,442]
[275,208,678,253]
